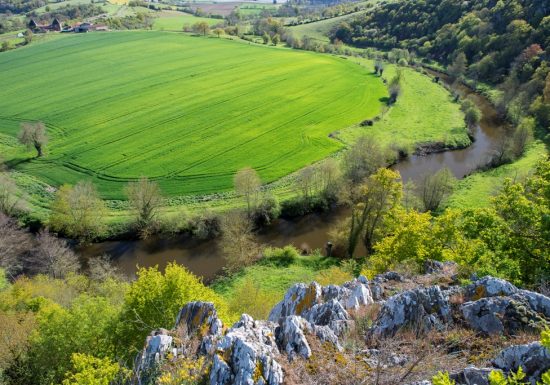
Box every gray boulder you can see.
[492,342,550,384]
[175,301,223,337]
[517,290,550,318]
[370,286,451,337]
[134,329,173,381]
[268,282,322,322]
[268,278,372,335]
[450,366,493,385]
[304,299,351,335]
[276,315,312,360]
[210,314,283,385]
[461,297,547,335]
[466,276,518,300]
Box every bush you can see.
[187,210,221,239]
[262,246,300,267]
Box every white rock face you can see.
[276,315,312,360]
[268,277,373,336]
[210,314,283,385]
[466,276,518,298]
[370,286,451,337]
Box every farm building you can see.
[73,22,108,33]
[28,18,61,32]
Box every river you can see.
[78,71,506,280]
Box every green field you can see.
[153,11,223,31]
[446,141,548,209]
[288,12,364,43]
[0,32,387,199]
[337,62,469,152]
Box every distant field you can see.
[0,32,386,199]
[153,11,223,30]
[288,12,364,43]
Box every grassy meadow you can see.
[153,11,223,31]
[446,141,548,209]
[288,12,363,43]
[0,31,387,200]
[337,61,469,153]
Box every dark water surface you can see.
[78,71,505,280]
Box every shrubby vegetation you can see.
[0,262,231,385]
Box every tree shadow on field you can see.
[379,96,390,104]
[5,156,36,169]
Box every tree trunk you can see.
[34,143,43,157]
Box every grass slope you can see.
[338,62,469,152]
[288,12,362,43]
[0,31,386,199]
[446,141,547,209]
[153,11,222,31]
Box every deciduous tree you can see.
[125,177,162,236]
[18,121,47,157]
[220,211,261,273]
[345,168,402,257]
[417,167,456,212]
[49,181,106,242]
[234,167,261,217]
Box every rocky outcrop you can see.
[175,301,223,337]
[461,296,547,335]
[268,277,373,336]
[370,286,452,337]
[461,277,549,335]
[450,367,493,385]
[492,342,550,384]
[210,314,283,385]
[134,328,173,383]
[133,275,550,385]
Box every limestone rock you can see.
[210,314,283,385]
[370,286,451,337]
[276,315,312,359]
[175,301,223,336]
[466,276,518,300]
[461,297,547,335]
[134,329,173,384]
[268,282,322,322]
[450,366,493,385]
[268,278,372,336]
[492,342,550,384]
[518,290,550,318]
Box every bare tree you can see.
[27,229,79,278]
[220,211,261,273]
[417,167,456,212]
[87,254,121,282]
[0,174,24,215]
[317,158,342,200]
[125,177,163,236]
[343,136,390,185]
[49,181,106,242]
[234,167,261,217]
[0,213,29,277]
[18,121,48,157]
[296,165,316,202]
